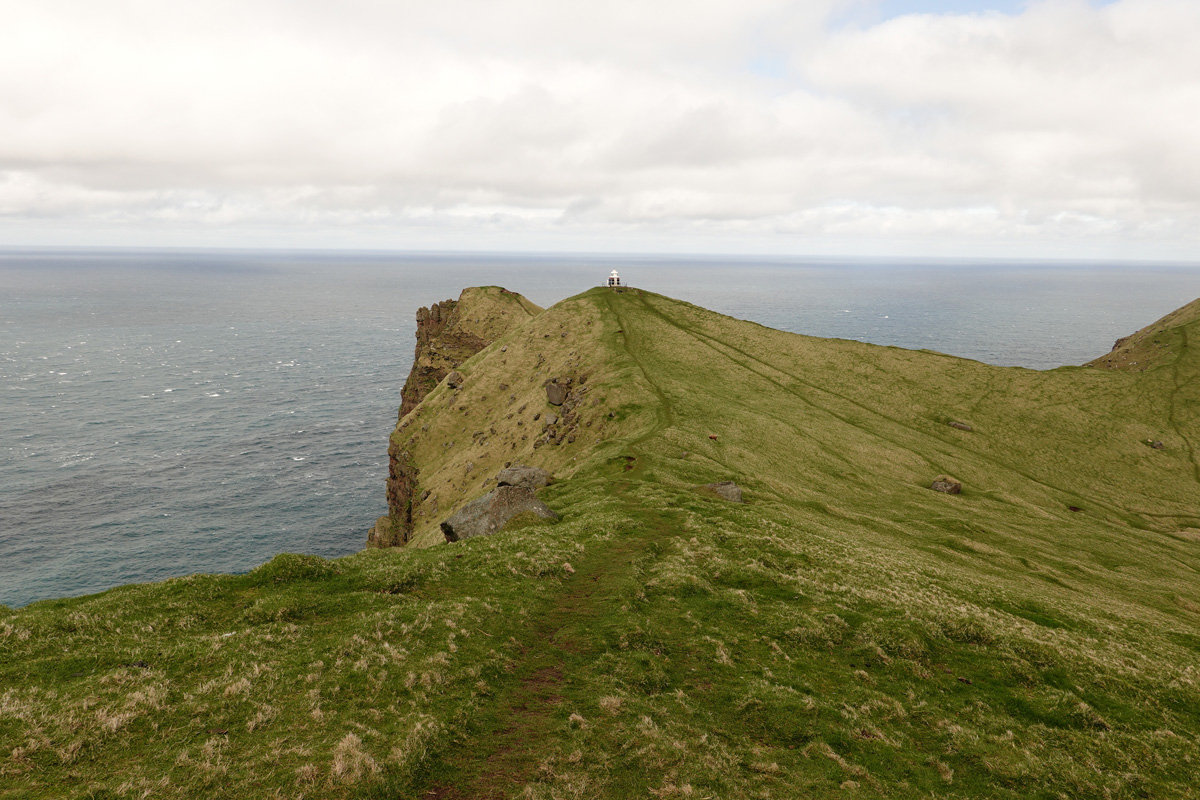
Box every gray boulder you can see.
[699,481,744,503]
[496,464,553,490]
[948,421,973,432]
[440,486,559,542]
[546,381,568,405]
[446,370,465,388]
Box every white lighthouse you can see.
[607,270,621,287]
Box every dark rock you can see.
[496,464,553,490]
[1150,440,1165,450]
[446,370,465,389]
[699,481,743,502]
[440,486,559,542]
[546,381,568,405]
[930,475,962,495]
[948,421,973,432]
[378,440,418,547]
[400,298,481,417]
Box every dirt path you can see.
[420,492,677,799]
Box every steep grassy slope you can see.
[3,287,1199,799]
[1086,296,1200,372]
[373,287,545,547]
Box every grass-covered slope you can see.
[3,287,1200,799]
[1085,296,1200,372]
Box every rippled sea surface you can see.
[3,249,1198,607]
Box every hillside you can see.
[3,287,1199,799]
[1085,296,1200,372]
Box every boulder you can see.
[546,381,568,405]
[440,486,559,542]
[948,421,973,432]
[446,370,465,389]
[930,475,962,495]
[699,481,744,503]
[496,464,553,490]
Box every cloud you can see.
[0,0,1197,256]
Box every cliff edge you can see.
[369,286,543,547]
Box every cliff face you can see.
[399,299,478,418]
[369,286,543,547]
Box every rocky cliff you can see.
[368,286,543,547]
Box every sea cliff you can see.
[4,286,1200,799]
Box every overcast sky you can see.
[2,0,1197,259]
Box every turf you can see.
[3,287,1199,798]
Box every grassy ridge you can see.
[3,287,1199,798]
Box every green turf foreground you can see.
[3,288,1199,799]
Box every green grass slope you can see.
[1086,296,1200,372]
[3,287,1199,799]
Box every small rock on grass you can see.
[930,475,962,495]
[698,481,744,503]
[496,464,553,490]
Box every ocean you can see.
[3,248,1198,608]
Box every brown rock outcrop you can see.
[399,299,486,418]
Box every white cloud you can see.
[0,0,1197,257]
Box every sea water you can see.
[3,249,1198,607]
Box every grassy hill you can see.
[3,287,1199,799]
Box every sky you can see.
[1,0,1197,260]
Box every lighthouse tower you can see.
[607,270,621,287]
